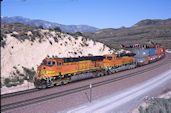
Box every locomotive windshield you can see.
[41,60,56,66]
[42,60,47,65]
[107,57,112,60]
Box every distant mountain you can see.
[1,16,99,33]
[133,18,171,27]
[84,18,171,49]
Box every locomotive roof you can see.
[44,53,135,63]
[63,56,105,63]
[45,56,105,63]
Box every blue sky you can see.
[2,0,171,28]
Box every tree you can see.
[54,27,62,32]
[38,25,44,29]
[75,32,82,36]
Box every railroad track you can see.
[1,56,171,112]
[1,88,39,99]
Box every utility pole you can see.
[27,75,29,89]
[89,84,92,103]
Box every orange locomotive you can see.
[34,53,135,88]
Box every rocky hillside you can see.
[2,16,99,33]
[1,23,114,87]
[84,18,171,49]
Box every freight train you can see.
[34,45,166,88]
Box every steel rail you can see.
[1,88,39,99]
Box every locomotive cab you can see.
[34,58,64,88]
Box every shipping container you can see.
[145,48,155,56]
[133,49,149,58]
[155,54,160,60]
[134,57,147,66]
[144,56,150,64]
[155,48,160,55]
[134,57,144,63]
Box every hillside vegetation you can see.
[84,18,171,49]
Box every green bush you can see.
[54,27,61,32]
[53,37,58,43]
[138,98,171,113]
[31,37,35,42]
[38,25,44,29]
[75,32,83,36]
[4,78,11,86]
[19,73,24,76]
[18,78,24,84]
[19,32,25,36]
[22,67,36,81]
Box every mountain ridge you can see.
[84,18,171,49]
[1,16,99,33]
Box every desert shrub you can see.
[54,27,61,32]
[38,25,44,29]
[13,66,17,69]
[49,28,53,31]
[19,32,25,37]
[53,37,58,42]
[49,41,52,45]
[4,30,9,34]
[3,76,20,87]
[38,39,42,43]
[75,37,78,40]
[1,34,6,40]
[75,32,82,36]
[80,43,84,47]
[66,32,74,36]
[30,37,35,42]
[19,73,24,76]
[1,41,6,48]
[18,78,24,84]
[22,67,36,82]
[22,26,27,31]
[138,98,171,113]
[11,76,19,83]
[84,43,89,46]
[32,31,41,37]
[138,106,144,113]
[4,78,11,87]
[68,37,72,41]
[16,69,20,74]
[58,35,61,39]
[11,33,18,38]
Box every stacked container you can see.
[146,48,155,56]
[133,49,150,66]
[133,49,149,58]
[145,48,156,62]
